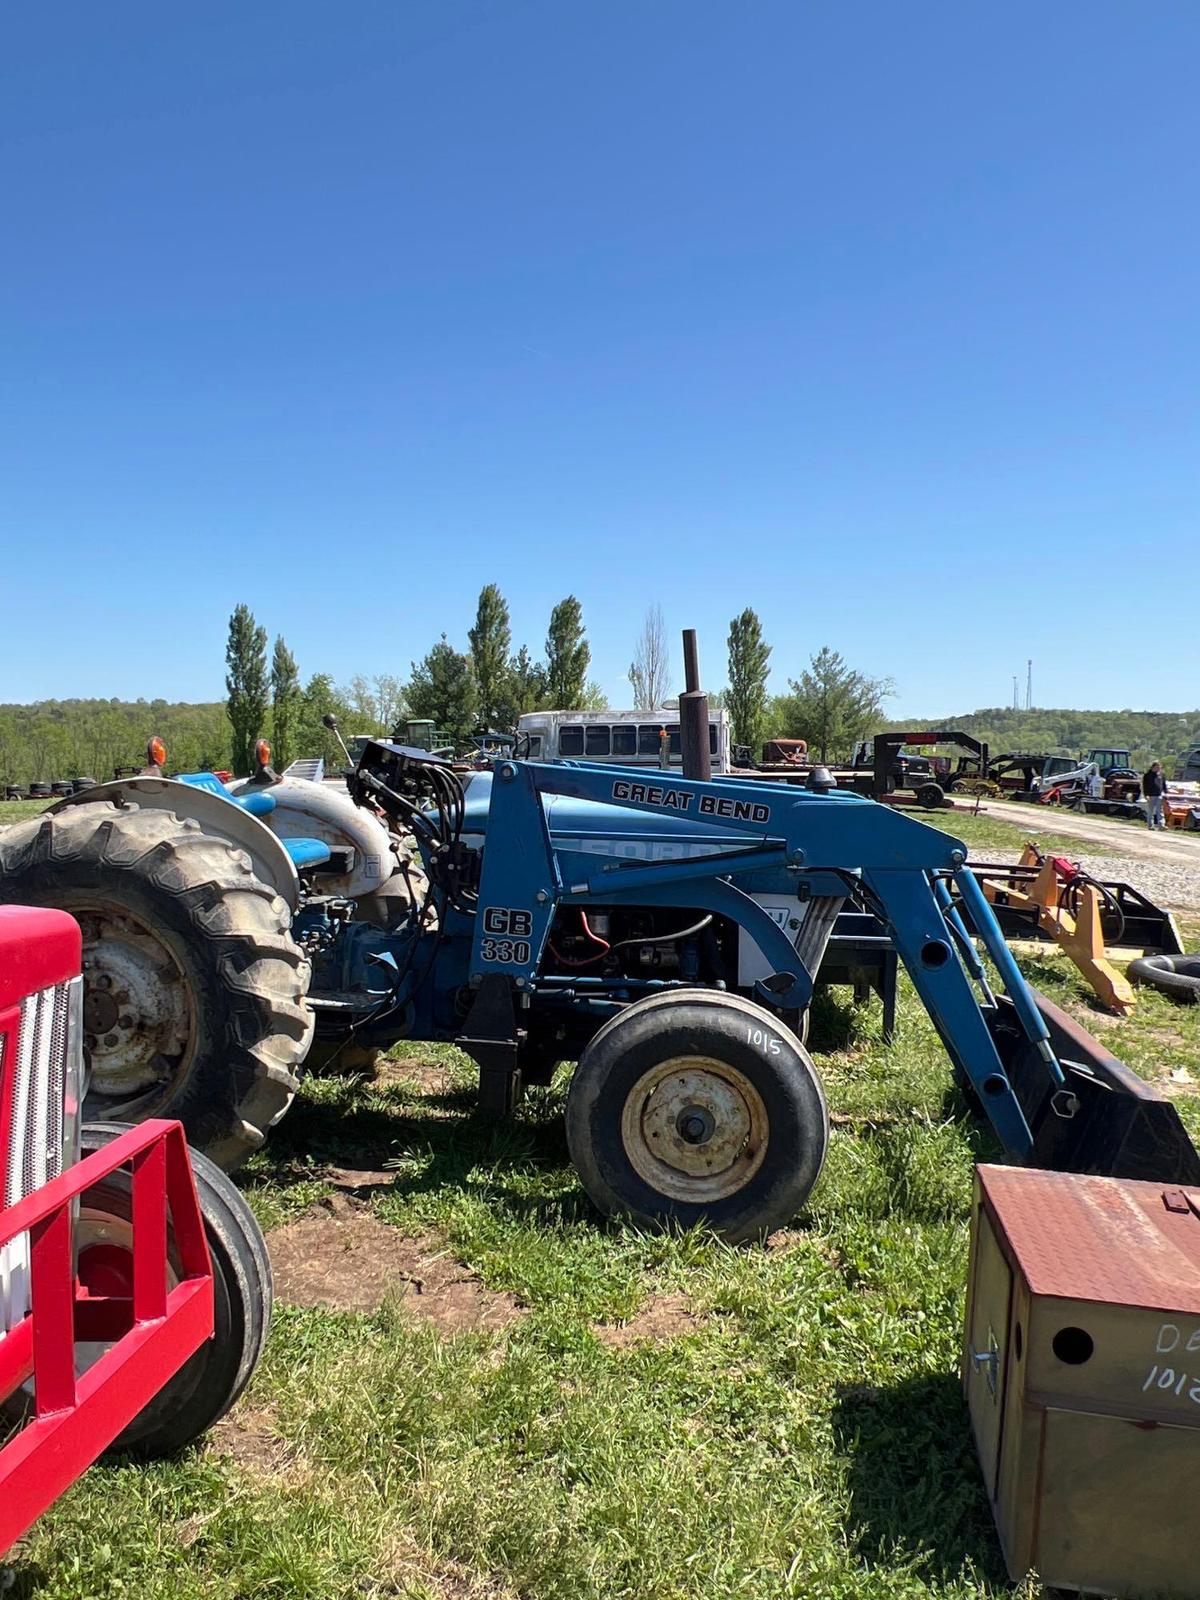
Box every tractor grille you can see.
[0,978,81,1332]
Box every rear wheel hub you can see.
[74,908,194,1105]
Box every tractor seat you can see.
[175,772,333,871]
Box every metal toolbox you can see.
[965,1163,1200,1597]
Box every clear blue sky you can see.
[3,2,1197,716]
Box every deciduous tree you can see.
[628,603,670,710]
[225,604,268,776]
[544,596,590,709]
[468,584,512,728]
[726,608,771,751]
[270,636,300,769]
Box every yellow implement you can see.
[978,843,1136,1016]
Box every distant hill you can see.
[4,696,1199,788]
[879,707,1200,771]
[0,699,230,787]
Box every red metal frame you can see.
[0,906,81,1007]
[0,1120,214,1554]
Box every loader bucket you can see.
[1003,991,1200,1186]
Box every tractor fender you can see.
[228,774,399,900]
[47,777,300,910]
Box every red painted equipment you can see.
[0,1124,213,1552]
[0,906,261,1556]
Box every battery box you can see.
[965,1163,1200,1597]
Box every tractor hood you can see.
[461,770,763,854]
[456,770,850,894]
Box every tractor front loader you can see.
[4,741,1197,1242]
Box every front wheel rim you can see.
[620,1055,769,1203]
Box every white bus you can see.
[516,708,731,772]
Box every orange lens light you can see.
[148,736,167,767]
[255,739,272,767]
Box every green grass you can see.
[13,953,1200,1598]
[922,803,1124,859]
[0,800,52,824]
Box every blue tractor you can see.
[2,739,1195,1240]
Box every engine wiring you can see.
[548,908,714,970]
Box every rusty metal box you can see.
[965,1163,1200,1597]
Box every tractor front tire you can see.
[79,1125,272,1459]
[0,803,312,1168]
[565,990,828,1243]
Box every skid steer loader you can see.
[2,739,1196,1242]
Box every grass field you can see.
[0,800,52,825]
[916,802,1125,859]
[13,921,1200,1599]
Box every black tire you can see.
[565,989,828,1243]
[915,782,945,810]
[0,1126,272,1459]
[1128,954,1200,1004]
[81,1124,271,1458]
[0,803,312,1168]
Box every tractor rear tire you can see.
[82,1125,272,1459]
[0,803,312,1168]
[565,989,828,1243]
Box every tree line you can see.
[221,589,607,774]
[222,590,904,771]
[6,587,1195,785]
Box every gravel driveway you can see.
[984,797,1200,870]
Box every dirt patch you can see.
[765,1227,807,1253]
[267,1205,524,1331]
[1071,1005,1124,1031]
[210,1402,297,1478]
[383,1532,520,1599]
[378,1055,458,1096]
[326,1164,397,1193]
[593,1293,704,1349]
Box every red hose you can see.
[549,910,612,969]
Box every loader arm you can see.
[472,759,1059,1159]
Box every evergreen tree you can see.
[496,644,547,729]
[775,646,893,762]
[726,608,771,751]
[467,584,512,728]
[406,635,477,746]
[225,604,268,776]
[544,596,590,709]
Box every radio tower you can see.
[1012,675,1020,711]
[1026,659,1032,712]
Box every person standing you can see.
[1142,760,1167,829]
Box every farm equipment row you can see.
[3,731,1196,1247]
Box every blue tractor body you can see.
[281,743,1199,1240]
